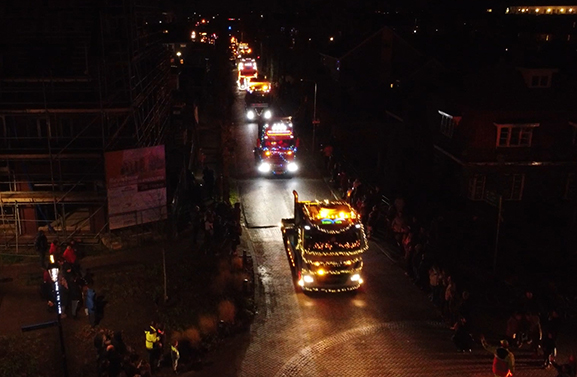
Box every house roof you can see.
[442,63,577,114]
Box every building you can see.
[430,61,577,250]
[0,1,173,248]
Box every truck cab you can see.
[255,118,298,175]
[281,191,368,292]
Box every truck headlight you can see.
[287,162,298,172]
[303,275,314,283]
[264,110,272,119]
[351,274,361,282]
[258,162,271,172]
[246,110,255,120]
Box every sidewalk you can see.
[314,147,577,370]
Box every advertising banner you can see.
[105,145,167,230]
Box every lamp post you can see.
[48,257,69,377]
[301,79,318,151]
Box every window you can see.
[495,124,537,147]
[468,175,486,201]
[518,68,557,88]
[438,111,457,138]
[504,174,524,201]
[564,173,575,200]
[529,74,551,88]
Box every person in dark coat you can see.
[451,317,473,352]
[59,276,70,318]
[111,331,128,356]
[41,268,55,309]
[35,231,49,267]
[68,276,83,318]
[543,310,561,368]
[105,344,123,377]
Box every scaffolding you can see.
[0,0,173,251]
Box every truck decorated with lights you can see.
[237,58,258,90]
[281,191,368,292]
[245,76,272,121]
[254,117,298,174]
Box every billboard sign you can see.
[105,145,167,230]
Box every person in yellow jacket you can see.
[145,321,162,373]
[171,340,180,374]
[481,335,515,377]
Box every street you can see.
[193,92,530,377]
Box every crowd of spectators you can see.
[322,143,576,369]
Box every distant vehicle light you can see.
[264,110,272,119]
[246,110,255,120]
[351,274,361,282]
[287,163,298,172]
[303,275,314,283]
[304,225,311,230]
[355,224,361,228]
[258,163,271,172]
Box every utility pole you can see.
[312,81,317,152]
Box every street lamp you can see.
[48,256,69,377]
[300,79,318,151]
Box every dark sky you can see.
[167,0,433,13]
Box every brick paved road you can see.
[207,93,563,377]
[237,223,561,377]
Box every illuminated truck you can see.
[237,58,257,90]
[245,78,272,121]
[281,191,368,292]
[254,118,298,174]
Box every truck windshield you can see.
[303,227,364,252]
[246,92,271,104]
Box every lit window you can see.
[495,124,537,147]
[468,175,486,201]
[505,174,524,201]
[438,111,457,138]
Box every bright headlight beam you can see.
[287,163,298,172]
[258,163,271,172]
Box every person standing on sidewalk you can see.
[84,284,97,327]
[145,322,162,374]
[480,336,515,377]
[542,310,561,368]
[35,230,48,267]
[170,340,180,374]
[68,276,82,318]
